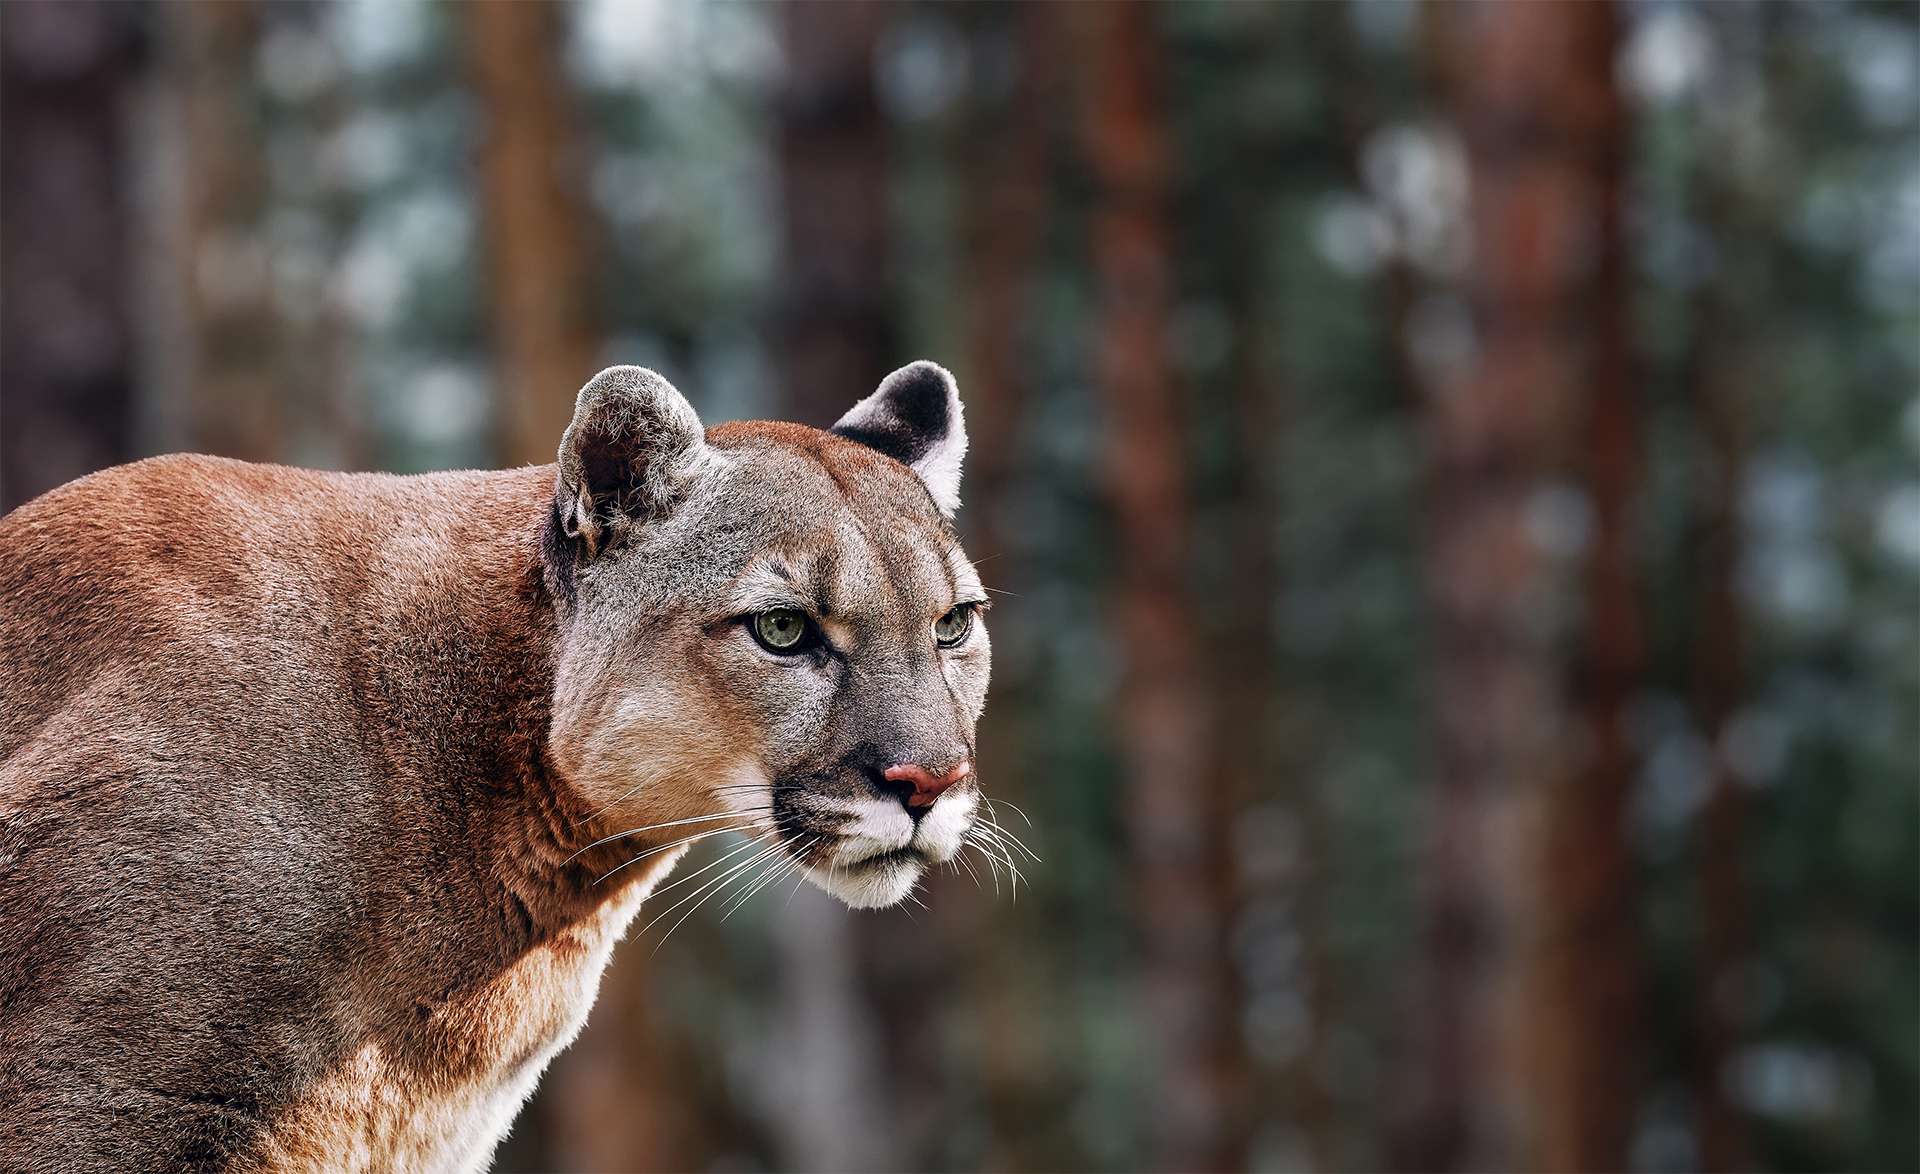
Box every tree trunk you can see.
[164,0,287,463]
[773,0,894,428]
[1687,149,1751,1174]
[1217,143,1329,1174]
[1402,2,1639,1169]
[463,0,600,468]
[958,3,1050,548]
[270,4,360,473]
[1080,4,1247,1169]
[1689,306,1748,1174]
[0,1,142,511]
[1535,5,1640,1168]
[955,7,1058,1167]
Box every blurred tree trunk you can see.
[462,7,676,1172]
[1219,197,1321,1169]
[1080,4,1248,1170]
[1689,294,1748,1174]
[958,7,1049,544]
[271,4,361,473]
[1687,150,1751,1174]
[144,2,357,470]
[1219,168,1338,1174]
[463,0,599,468]
[0,1,143,511]
[955,5,1058,1166]
[166,0,283,462]
[774,0,894,428]
[1538,3,1640,1167]
[768,5,901,1169]
[1401,2,1639,1170]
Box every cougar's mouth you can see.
[842,843,923,871]
[760,773,979,909]
[796,817,927,909]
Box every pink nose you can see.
[882,759,972,811]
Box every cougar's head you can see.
[544,363,990,908]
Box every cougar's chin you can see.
[805,847,928,909]
[786,788,978,909]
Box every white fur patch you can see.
[910,416,966,517]
[912,787,976,863]
[841,795,915,849]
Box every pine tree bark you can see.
[165,0,285,462]
[0,1,142,511]
[959,4,1050,540]
[463,0,600,468]
[1080,4,1247,1169]
[1689,311,1747,1174]
[273,7,360,472]
[1402,2,1639,1169]
[774,0,894,428]
[1687,156,1750,1174]
[1216,182,1319,1172]
[955,7,1058,1166]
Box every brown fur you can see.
[1,458,645,1170]
[0,364,989,1172]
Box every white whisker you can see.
[967,828,1027,897]
[589,822,761,885]
[568,809,770,865]
[720,842,796,920]
[983,796,1037,830]
[633,830,774,901]
[722,834,814,921]
[652,836,793,951]
[963,836,1004,896]
[976,814,1042,863]
[952,848,984,892]
[783,866,810,908]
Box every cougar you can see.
[0,362,996,1172]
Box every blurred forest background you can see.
[2,1,1916,1171]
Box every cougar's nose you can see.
[881,759,971,818]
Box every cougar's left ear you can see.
[555,366,710,558]
[830,361,967,517]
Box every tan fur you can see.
[255,879,664,1173]
[0,365,989,1171]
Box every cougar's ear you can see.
[555,366,709,558]
[830,361,967,517]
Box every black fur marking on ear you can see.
[831,363,950,466]
[833,420,931,466]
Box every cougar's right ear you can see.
[554,366,709,559]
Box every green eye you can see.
[751,608,814,654]
[934,605,975,648]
